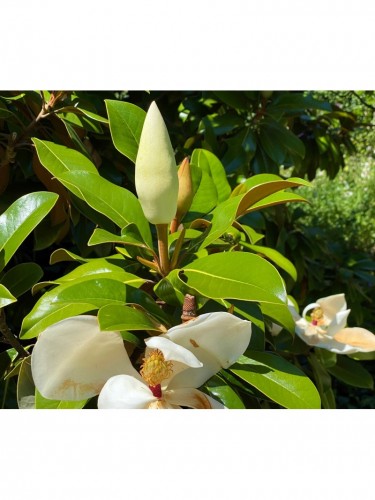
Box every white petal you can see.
[31,315,138,401]
[317,294,347,320]
[164,388,225,409]
[326,309,350,337]
[164,312,252,389]
[145,336,202,367]
[332,328,375,353]
[98,375,155,409]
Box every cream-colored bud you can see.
[176,157,194,220]
[135,101,178,224]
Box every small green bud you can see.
[135,101,178,224]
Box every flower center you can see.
[140,349,174,397]
[310,307,325,326]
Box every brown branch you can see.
[0,309,29,358]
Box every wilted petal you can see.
[164,312,252,389]
[165,388,225,409]
[333,327,375,353]
[317,294,346,321]
[31,315,137,401]
[98,375,155,409]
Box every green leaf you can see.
[241,244,297,281]
[88,227,153,254]
[17,356,35,409]
[35,389,87,409]
[308,353,336,409]
[203,374,245,408]
[0,284,17,308]
[179,252,287,306]
[98,304,163,332]
[0,192,58,272]
[260,118,305,159]
[188,162,218,216]
[32,138,98,177]
[106,100,146,163]
[191,149,231,202]
[200,175,309,249]
[32,258,147,294]
[0,348,18,379]
[21,278,169,339]
[0,263,43,298]
[327,356,374,389]
[231,351,321,409]
[56,170,152,246]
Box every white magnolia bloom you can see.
[135,101,179,225]
[31,312,252,409]
[292,293,375,354]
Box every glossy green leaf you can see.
[179,252,287,305]
[327,356,374,389]
[188,163,218,215]
[1,263,43,298]
[88,227,153,254]
[0,192,58,272]
[191,149,231,202]
[231,351,321,409]
[98,304,164,332]
[241,244,297,281]
[203,373,245,409]
[17,357,35,409]
[106,100,146,163]
[21,278,170,339]
[21,303,96,340]
[32,138,98,177]
[35,389,87,409]
[56,170,152,246]
[49,248,91,265]
[200,176,309,249]
[0,284,17,308]
[32,259,146,294]
[245,191,308,214]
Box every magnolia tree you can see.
[1,97,374,409]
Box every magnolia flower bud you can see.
[176,157,194,220]
[135,101,178,224]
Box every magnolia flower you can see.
[292,293,375,354]
[31,312,252,409]
[135,101,179,225]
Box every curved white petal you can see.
[317,294,347,320]
[98,375,155,409]
[165,312,252,368]
[326,309,350,337]
[164,388,225,409]
[163,312,251,389]
[31,315,138,401]
[145,336,202,367]
[333,328,375,353]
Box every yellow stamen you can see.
[311,307,325,326]
[140,349,174,387]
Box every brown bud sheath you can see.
[176,157,194,221]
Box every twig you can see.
[0,309,28,358]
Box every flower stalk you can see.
[156,223,170,276]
